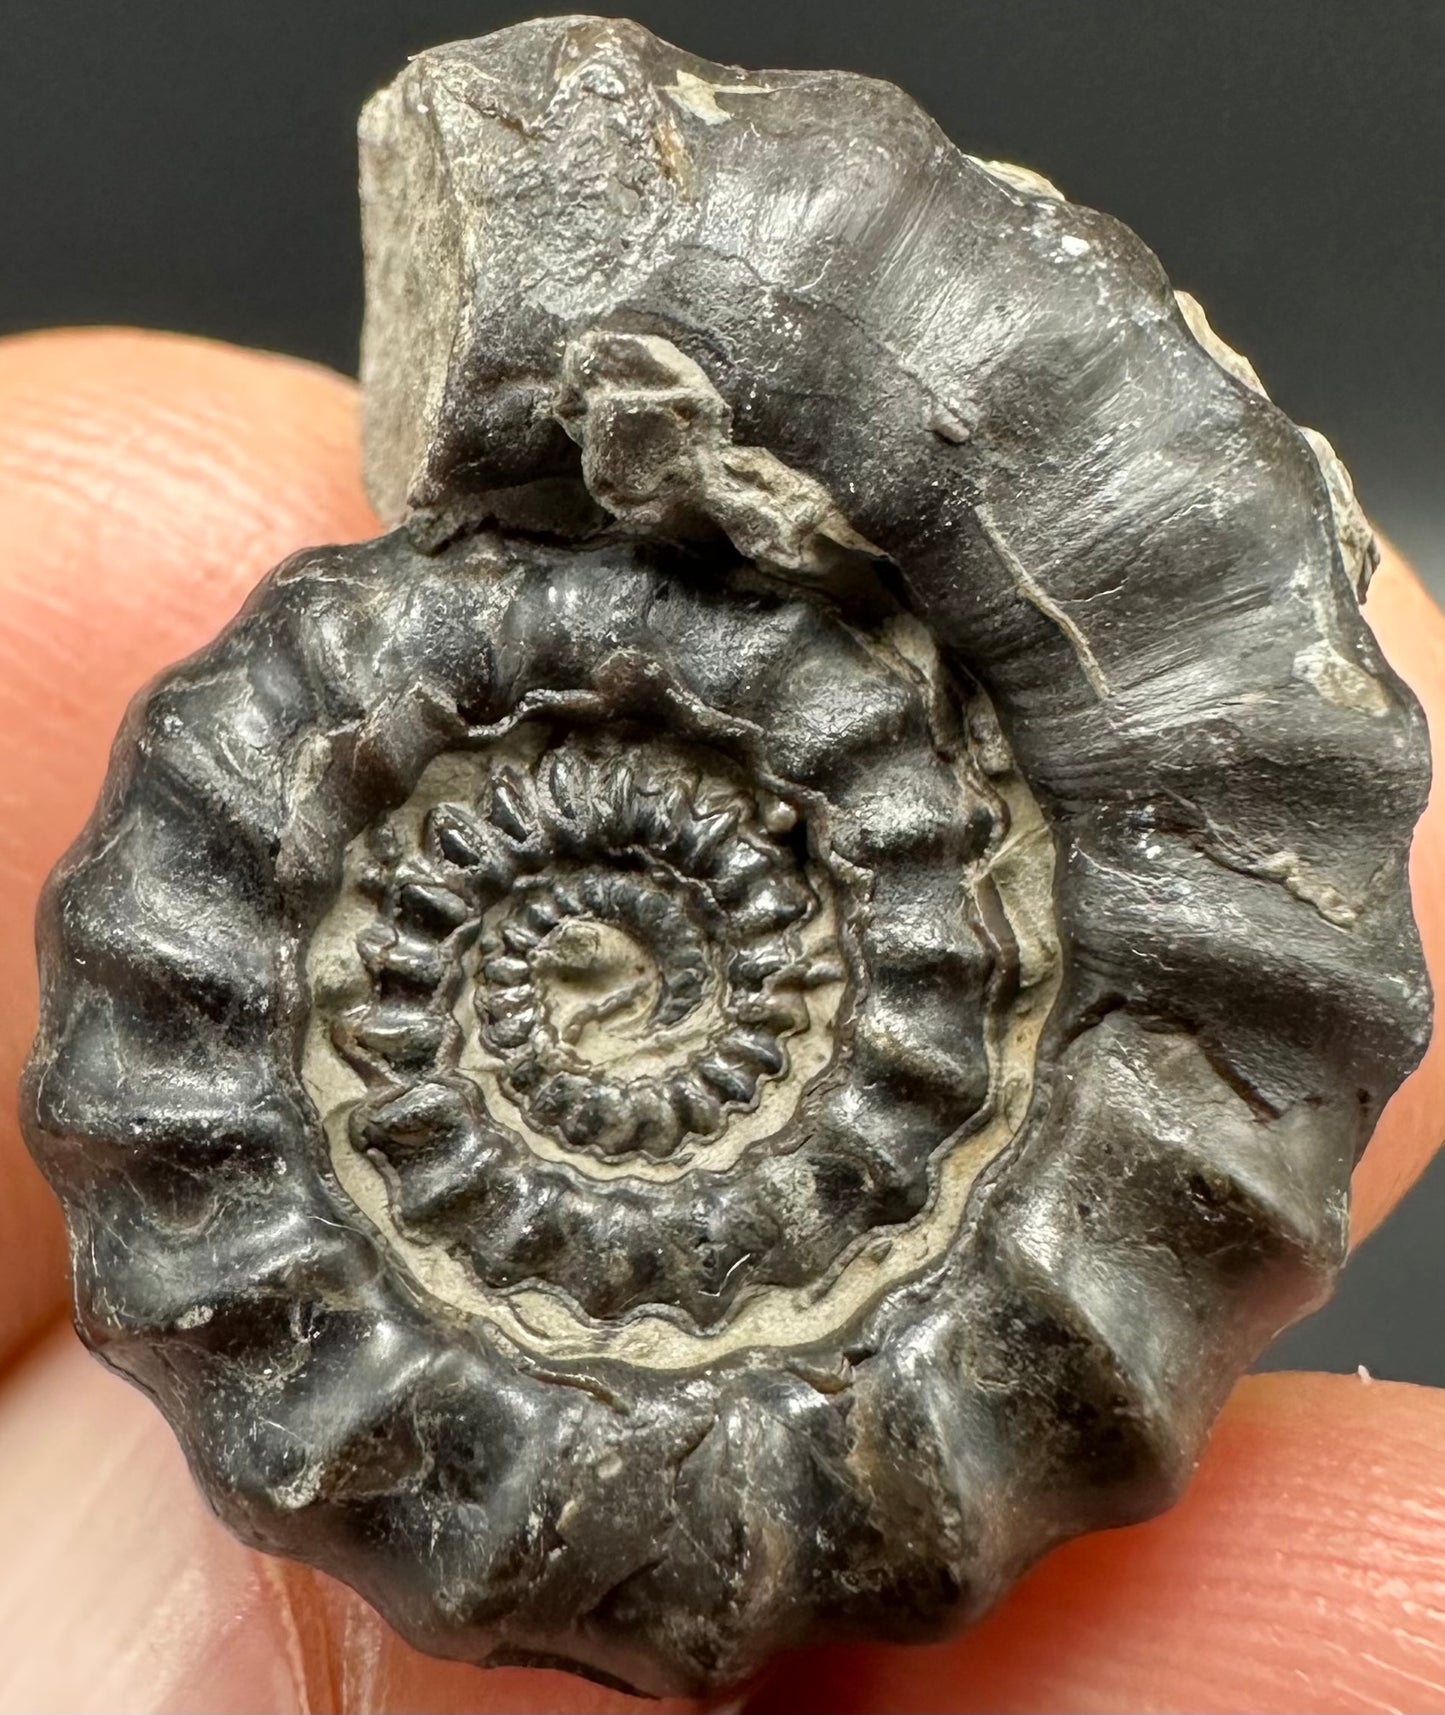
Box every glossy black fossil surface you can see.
[22,16,1430,1699]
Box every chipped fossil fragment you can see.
[22,15,1430,1702]
[554,328,886,575]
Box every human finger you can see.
[1350,543,1445,1240]
[0,1327,702,1715]
[0,327,375,1366]
[752,1369,1445,1714]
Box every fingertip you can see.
[1352,543,1445,1241]
[317,1575,705,1715]
[0,325,374,590]
[0,1330,314,1714]
[0,327,376,1367]
[0,1330,704,1715]
[0,326,375,794]
[752,1371,1445,1714]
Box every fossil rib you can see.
[22,16,1429,1701]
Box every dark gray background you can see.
[2,0,1441,1384]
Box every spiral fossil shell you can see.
[22,16,1431,1699]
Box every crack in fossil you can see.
[975,506,1113,701]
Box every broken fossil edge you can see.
[21,14,1430,1701]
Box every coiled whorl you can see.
[22,16,1429,1700]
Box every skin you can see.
[0,328,1442,1715]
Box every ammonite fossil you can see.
[22,17,1431,1700]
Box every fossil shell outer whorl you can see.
[21,15,1431,1703]
[28,532,1065,1696]
[354,19,1428,1221]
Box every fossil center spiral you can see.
[452,730,843,1167]
[299,571,1060,1369]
